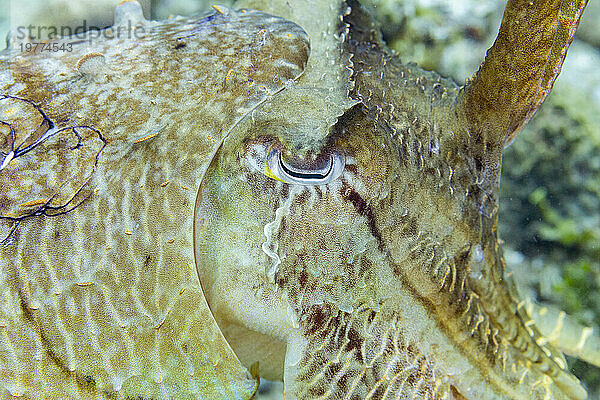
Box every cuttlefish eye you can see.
[266,146,344,185]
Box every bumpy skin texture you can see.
[0,0,591,399]
[197,1,589,399]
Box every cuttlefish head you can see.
[194,0,588,399]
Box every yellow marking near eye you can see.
[133,131,159,144]
[19,199,47,207]
[265,163,285,183]
[160,180,169,187]
[125,230,132,235]
[76,282,94,287]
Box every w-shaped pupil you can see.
[266,147,345,185]
[278,152,334,180]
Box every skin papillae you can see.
[0,1,593,400]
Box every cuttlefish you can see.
[0,0,596,398]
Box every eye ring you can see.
[266,147,344,185]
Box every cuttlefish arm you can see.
[524,299,600,369]
[461,0,588,148]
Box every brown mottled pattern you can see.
[0,4,308,398]
[194,1,589,400]
[0,0,592,399]
[296,306,449,399]
[338,5,584,398]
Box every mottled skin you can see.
[0,2,308,398]
[197,0,590,399]
[0,0,593,399]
